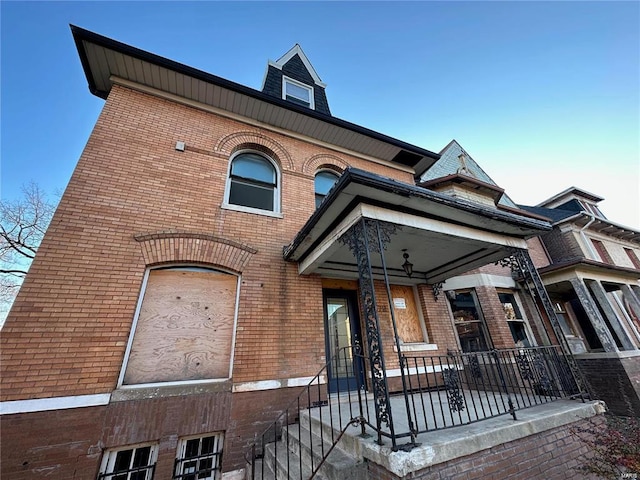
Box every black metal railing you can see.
[400,345,582,434]
[245,344,583,479]
[173,450,222,479]
[98,464,156,480]
[246,343,375,480]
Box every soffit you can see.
[284,169,551,284]
[559,214,640,244]
[73,27,439,170]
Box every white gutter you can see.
[579,213,598,260]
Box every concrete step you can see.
[263,438,324,480]
[245,458,275,480]
[298,408,368,459]
[283,423,367,480]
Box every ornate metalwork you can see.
[496,255,521,274]
[340,218,398,255]
[468,354,483,379]
[531,353,554,396]
[431,282,444,301]
[516,353,534,380]
[339,218,396,443]
[500,248,587,398]
[442,368,465,412]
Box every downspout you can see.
[578,213,597,259]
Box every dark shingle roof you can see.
[517,205,579,223]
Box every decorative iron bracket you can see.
[431,282,444,301]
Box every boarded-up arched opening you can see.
[123,267,238,385]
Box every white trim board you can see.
[1,393,111,415]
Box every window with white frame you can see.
[174,433,223,480]
[498,292,533,347]
[314,170,339,208]
[448,290,490,352]
[226,151,279,214]
[282,76,314,109]
[552,299,577,337]
[98,443,158,480]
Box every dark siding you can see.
[261,55,331,115]
[282,54,314,84]
[262,65,283,99]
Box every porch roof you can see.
[284,169,552,284]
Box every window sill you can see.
[221,203,283,218]
[393,343,438,353]
[112,379,232,401]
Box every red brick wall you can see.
[366,415,603,480]
[1,85,415,401]
[475,285,517,349]
[1,392,232,479]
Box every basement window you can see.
[174,433,223,480]
[98,443,158,480]
[282,76,314,109]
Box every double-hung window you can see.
[98,443,158,480]
[448,290,490,352]
[314,170,339,208]
[498,292,533,347]
[174,433,223,480]
[227,152,279,214]
[282,76,314,109]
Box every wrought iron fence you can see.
[245,344,584,479]
[400,345,583,435]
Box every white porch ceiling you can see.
[285,169,551,285]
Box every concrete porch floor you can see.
[305,392,606,478]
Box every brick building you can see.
[1,26,634,480]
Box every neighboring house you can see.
[520,188,640,416]
[1,27,611,480]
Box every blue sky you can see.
[2,1,639,227]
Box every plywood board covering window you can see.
[124,268,237,385]
[390,285,424,343]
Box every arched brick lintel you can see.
[214,131,295,171]
[134,232,257,274]
[302,154,349,175]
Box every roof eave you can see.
[284,168,552,262]
[71,25,440,170]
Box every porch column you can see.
[569,278,618,352]
[340,218,395,445]
[586,280,635,350]
[621,284,640,324]
[509,249,588,396]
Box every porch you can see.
[305,394,604,479]
[246,346,595,480]
[247,168,594,479]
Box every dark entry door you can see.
[323,289,364,393]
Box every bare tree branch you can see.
[1,182,56,318]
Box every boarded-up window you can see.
[390,285,425,343]
[124,268,238,385]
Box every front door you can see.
[323,289,364,393]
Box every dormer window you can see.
[283,76,314,109]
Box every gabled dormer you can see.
[261,44,331,115]
[535,187,607,220]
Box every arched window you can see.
[314,170,339,208]
[227,152,279,213]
